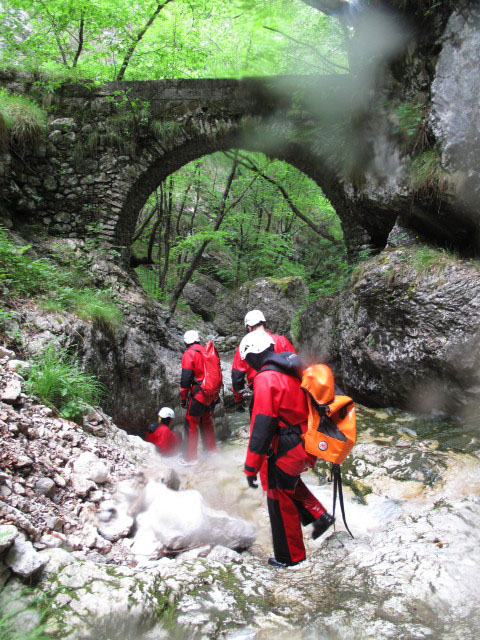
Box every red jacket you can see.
[146,424,181,456]
[244,354,316,478]
[231,331,296,403]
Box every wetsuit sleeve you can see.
[244,373,280,476]
[231,347,247,403]
[180,350,195,400]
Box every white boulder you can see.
[0,525,18,552]
[130,481,256,559]
[5,534,47,578]
[73,452,108,484]
[1,378,21,403]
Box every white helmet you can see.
[239,330,274,360]
[184,329,200,345]
[244,309,266,328]
[158,407,175,419]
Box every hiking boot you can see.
[268,557,288,568]
[312,512,335,539]
[267,557,302,568]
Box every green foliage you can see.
[0,227,123,330]
[407,245,456,273]
[86,130,100,156]
[0,88,46,150]
[0,227,58,296]
[0,588,56,640]
[0,307,22,346]
[41,289,123,333]
[151,120,183,144]
[133,151,347,306]
[391,99,431,153]
[393,101,424,138]
[25,344,105,423]
[409,150,446,192]
[0,0,346,81]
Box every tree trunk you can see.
[168,156,238,313]
[159,178,173,293]
[116,0,174,81]
[72,15,85,67]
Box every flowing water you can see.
[20,399,480,640]
[163,403,480,640]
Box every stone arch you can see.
[111,117,373,260]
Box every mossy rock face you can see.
[302,246,480,417]
[213,276,308,340]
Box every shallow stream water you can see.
[165,402,480,640]
[19,400,480,640]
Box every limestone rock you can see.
[5,534,47,579]
[71,473,97,498]
[300,248,480,415]
[6,359,31,373]
[207,545,244,564]
[214,276,308,340]
[431,4,480,213]
[183,274,225,321]
[14,455,33,468]
[34,477,56,498]
[1,378,22,403]
[73,452,108,484]
[0,346,15,360]
[0,525,18,552]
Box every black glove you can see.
[247,475,258,489]
[235,402,245,413]
[181,399,187,409]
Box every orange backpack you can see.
[301,364,356,537]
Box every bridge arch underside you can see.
[114,128,390,260]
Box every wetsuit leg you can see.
[199,411,217,452]
[263,458,306,565]
[291,478,326,526]
[185,402,201,461]
[267,487,306,565]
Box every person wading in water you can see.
[240,329,335,567]
[231,309,296,413]
[145,407,181,456]
[179,330,219,465]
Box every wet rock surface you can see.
[2,236,185,436]
[431,3,480,214]
[300,247,480,417]
[213,276,308,341]
[2,384,480,640]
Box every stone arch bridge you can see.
[0,71,388,258]
[1,69,473,260]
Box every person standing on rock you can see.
[179,330,218,465]
[145,407,181,457]
[231,309,296,413]
[240,330,335,568]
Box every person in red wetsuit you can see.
[179,330,217,465]
[145,407,181,456]
[231,309,296,413]
[240,330,335,568]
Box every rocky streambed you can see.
[2,358,480,640]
